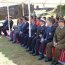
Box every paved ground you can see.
[0,36,51,65]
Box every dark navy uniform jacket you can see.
[43,26,55,42]
[31,24,37,37]
[21,22,29,34]
[37,25,46,36]
[3,20,13,29]
[3,20,8,28]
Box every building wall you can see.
[0,4,34,20]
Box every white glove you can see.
[53,42,58,47]
[39,34,42,38]
[12,28,14,31]
[40,37,44,43]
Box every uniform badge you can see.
[49,32,51,35]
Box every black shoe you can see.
[51,60,58,65]
[38,57,44,60]
[29,51,35,54]
[45,57,52,62]
[21,44,25,47]
[20,43,23,46]
[10,39,13,41]
[23,44,26,47]
[51,63,57,65]
[57,63,63,65]
[25,46,28,49]
[38,54,44,60]
[20,44,24,47]
[12,41,16,43]
[33,52,39,56]
[26,49,31,52]
[51,64,55,65]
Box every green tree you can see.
[55,5,65,16]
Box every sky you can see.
[0,0,65,7]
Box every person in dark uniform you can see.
[29,20,46,54]
[21,16,34,48]
[26,18,37,52]
[2,16,13,36]
[45,18,65,65]
[38,18,56,60]
[20,16,29,46]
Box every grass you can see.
[0,36,51,65]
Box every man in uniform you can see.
[26,18,37,52]
[29,20,46,54]
[38,18,56,60]
[2,16,13,36]
[20,16,29,45]
[45,18,65,65]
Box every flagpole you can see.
[28,0,31,37]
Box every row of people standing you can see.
[9,16,65,65]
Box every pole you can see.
[28,0,31,37]
[7,5,10,35]
[22,3,24,16]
